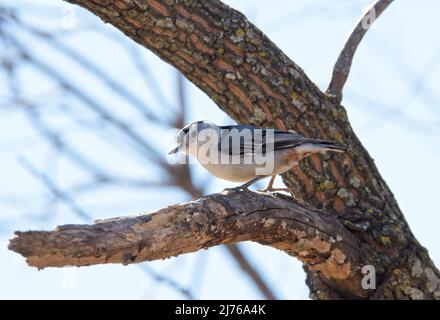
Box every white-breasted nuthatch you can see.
[168,120,346,191]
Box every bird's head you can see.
[168,120,218,156]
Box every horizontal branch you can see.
[9,189,366,298]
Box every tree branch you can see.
[326,0,394,101]
[9,0,440,299]
[9,189,366,298]
[173,70,274,299]
[65,0,324,127]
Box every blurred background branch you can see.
[1,0,440,299]
[0,2,275,299]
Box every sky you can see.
[0,0,439,299]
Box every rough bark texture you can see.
[9,0,440,299]
[10,189,366,298]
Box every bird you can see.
[168,120,346,192]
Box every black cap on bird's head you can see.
[168,120,216,155]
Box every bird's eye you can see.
[182,127,189,135]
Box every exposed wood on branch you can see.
[9,189,366,298]
[8,0,440,299]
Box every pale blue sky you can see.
[1,0,439,299]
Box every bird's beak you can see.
[168,145,179,155]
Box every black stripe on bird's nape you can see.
[182,120,205,134]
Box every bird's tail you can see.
[307,139,347,153]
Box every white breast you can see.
[200,162,259,182]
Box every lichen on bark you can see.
[10,0,439,299]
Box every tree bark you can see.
[9,0,440,299]
[10,189,366,298]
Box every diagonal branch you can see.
[64,0,325,127]
[9,189,366,298]
[226,243,276,300]
[326,0,394,101]
[10,0,439,299]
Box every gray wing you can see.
[270,131,309,150]
[217,126,308,156]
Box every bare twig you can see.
[9,36,165,166]
[11,16,168,125]
[19,157,91,221]
[326,0,394,101]
[20,101,108,177]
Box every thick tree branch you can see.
[65,0,325,128]
[9,189,366,298]
[326,0,394,101]
[10,0,440,299]
[173,72,275,299]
